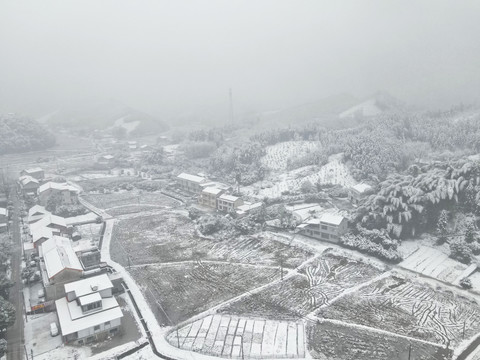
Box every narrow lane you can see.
[6,185,24,360]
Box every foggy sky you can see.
[1,0,480,119]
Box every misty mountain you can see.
[0,115,56,155]
[248,93,359,129]
[44,98,169,136]
[339,91,406,119]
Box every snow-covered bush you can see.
[460,277,472,289]
[449,239,473,264]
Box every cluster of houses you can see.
[18,168,124,345]
[177,172,373,244]
[18,167,79,207]
[176,173,262,215]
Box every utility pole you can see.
[408,344,411,360]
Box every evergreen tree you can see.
[465,220,476,243]
[0,295,15,330]
[436,210,449,244]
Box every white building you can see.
[297,212,348,243]
[40,236,83,300]
[176,173,207,194]
[217,194,244,212]
[349,183,373,205]
[37,182,79,206]
[28,205,50,224]
[55,274,123,344]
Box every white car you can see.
[50,322,59,337]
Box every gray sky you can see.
[1,0,480,118]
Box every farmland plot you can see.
[132,262,281,325]
[221,253,384,320]
[84,190,179,212]
[318,275,480,348]
[307,320,452,360]
[167,314,306,359]
[400,246,467,284]
[111,211,313,268]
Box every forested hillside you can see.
[0,116,56,155]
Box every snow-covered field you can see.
[400,245,467,284]
[246,153,356,199]
[167,314,305,359]
[114,117,140,133]
[261,141,318,171]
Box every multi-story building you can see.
[217,194,244,213]
[55,274,123,345]
[176,173,207,194]
[37,182,79,206]
[297,213,348,243]
[199,187,224,208]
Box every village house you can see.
[28,205,50,224]
[55,274,123,345]
[349,183,373,205]
[176,173,207,194]
[37,182,79,206]
[199,187,224,208]
[236,202,263,216]
[297,212,348,243]
[19,175,40,195]
[96,154,115,168]
[20,167,45,181]
[0,207,8,233]
[217,194,244,213]
[199,181,232,193]
[40,236,83,300]
[30,214,69,237]
[31,226,54,249]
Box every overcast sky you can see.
[1,0,480,118]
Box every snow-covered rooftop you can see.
[102,155,114,160]
[202,187,223,195]
[39,235,70,256]
[43,237,82,279]
[319,213,345,226]
[237,202,262,212]
[351,183,373,194]
[78,292,102,306]
[177,172,206,183]
[0,207,7,216]
[55,296,122,336]
[64,274,113,299]
[19,175,39,186]
[32,226,54,244]
[29,214,67,235]
[219,194,240,202]
[22,167,43,174]
[38,182,78,194]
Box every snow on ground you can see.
[399,245,467,284]
[24,312,63,358]
[65,212,98,226]
[246,153,356,199]
[167,314,306,359]
[114,117,140,134]
[261,141,318,171]
[339,98,382,119]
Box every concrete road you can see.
[6,185,25,360]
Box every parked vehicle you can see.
[50,322,58,337]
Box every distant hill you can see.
[44,98,169,136]
[0,115,56,155]
[339,91,405,119]
[251,93,359,129]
